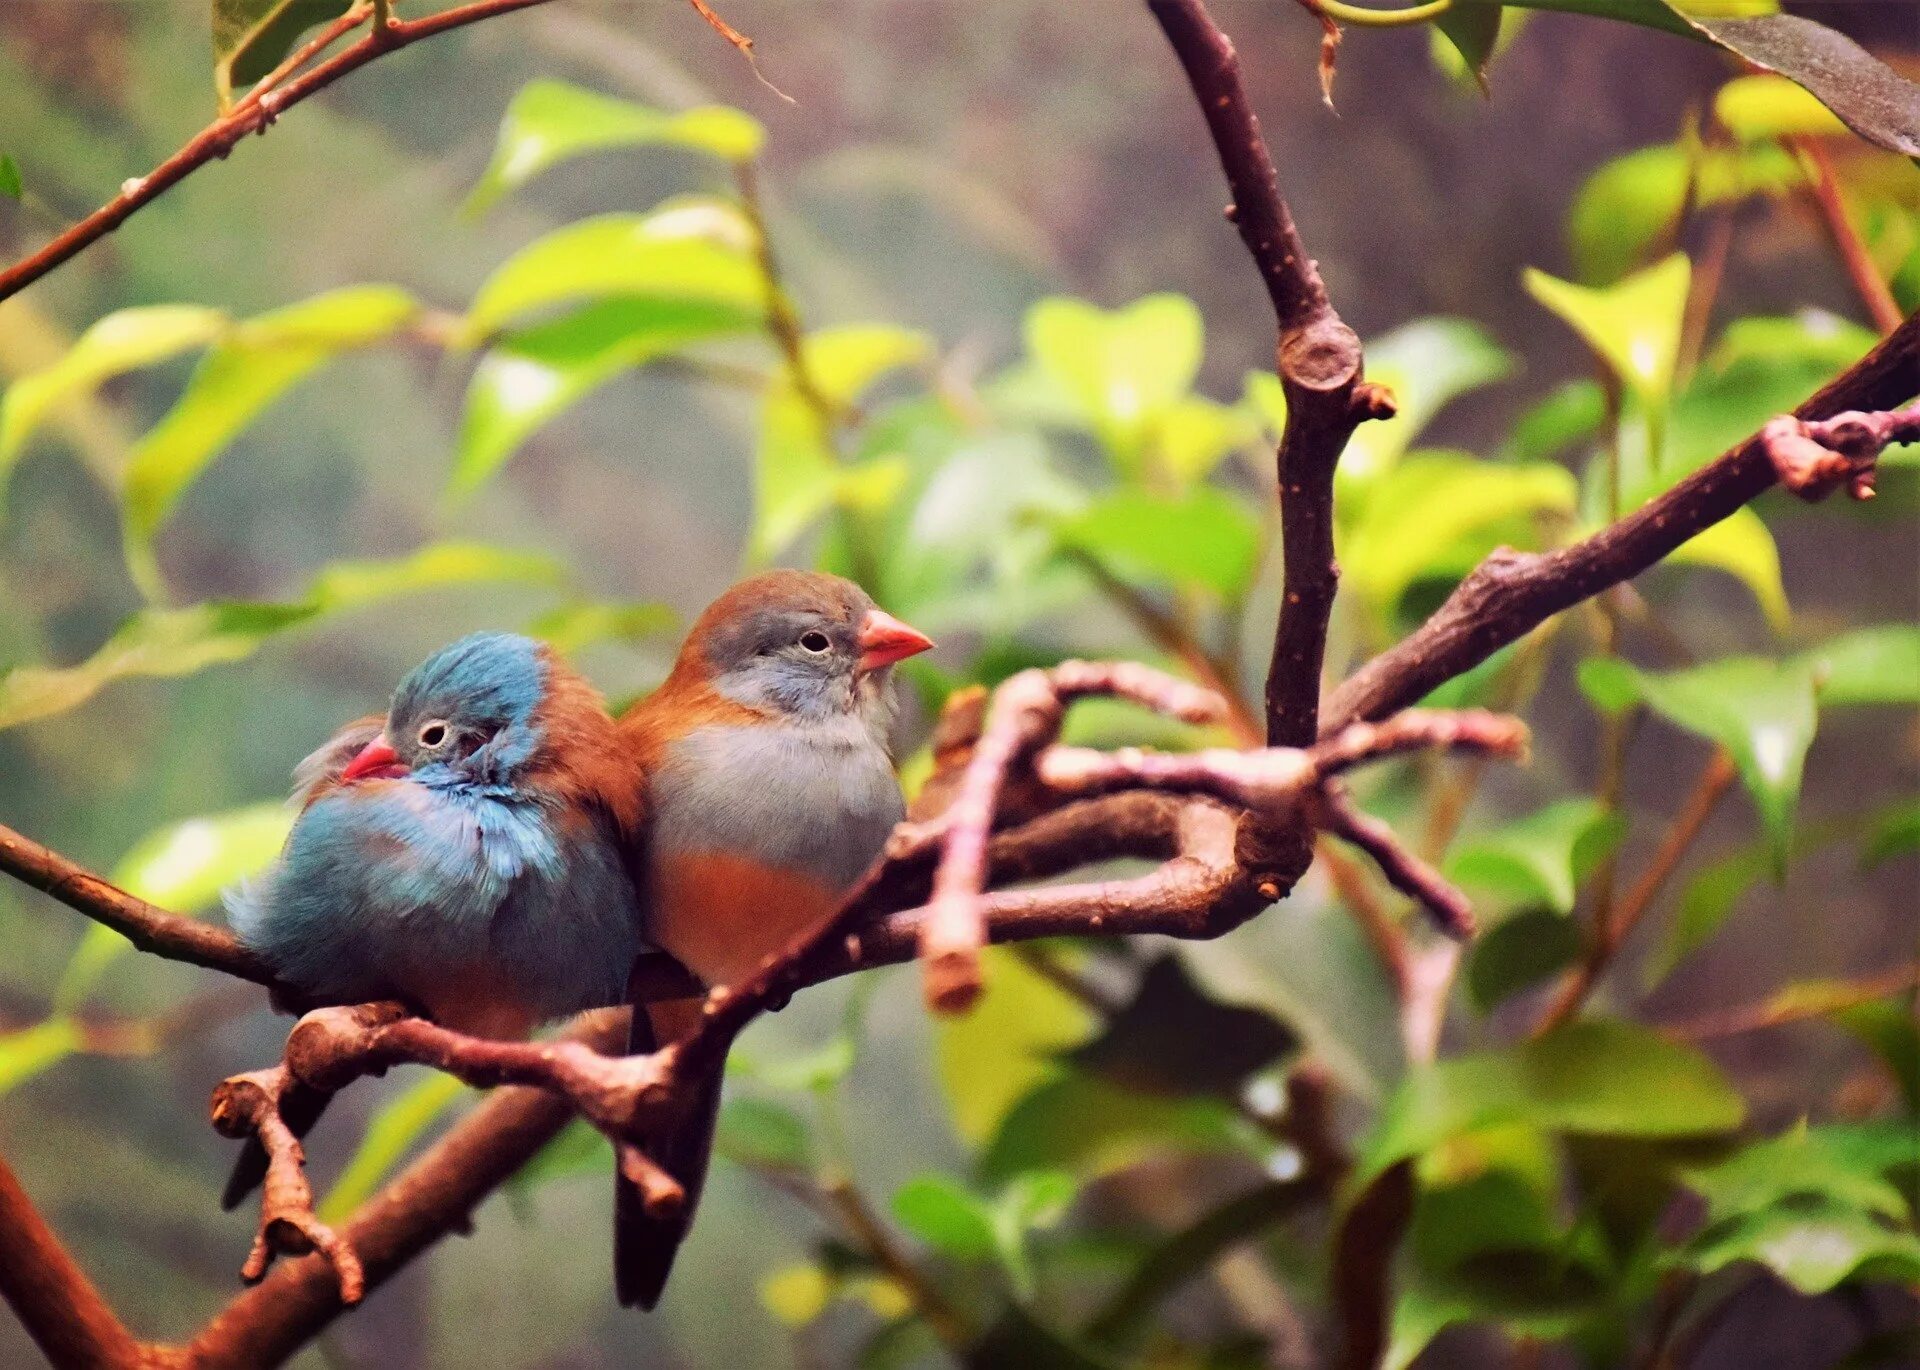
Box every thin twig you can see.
[0,821,278,987]
[1669,961,1920,1041]
[1534,748,1737,1035]
[1789,135,1904,336]
[0,0,562,304]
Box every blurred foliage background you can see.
[0,2,1915,1367]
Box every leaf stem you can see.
[1311,0,1455,28]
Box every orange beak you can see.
[340,735,407,783]
[857,609,934,674]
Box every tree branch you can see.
[0,0,563,305]
[1146,0,1393,747]
[0,1155,144,1370]
[0,821,277,987]
[1324,313,1920,731]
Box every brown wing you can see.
[290,714,387,808]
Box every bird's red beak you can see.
[340,735,407,783]
[857,609,934,674]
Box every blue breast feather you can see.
[226,773,640,1019]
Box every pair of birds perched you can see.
[224,570,933,1309]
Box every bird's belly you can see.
[649,850,843,988]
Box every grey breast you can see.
[651,715,905,895]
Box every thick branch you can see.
[0,1155,143,1370]
[185,1012,624,1370]
[1146,0,1389,746]
[0,821,276,987]
[1325,313,1920,731]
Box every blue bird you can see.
[221,632,644,1201]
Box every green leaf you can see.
[1715,73,1850,141]
[1342,453,1577,613]
[319,1073,469,1222]
[1567,143,1801,286]
[1021,294,1203,472]
[1859,798,1920,871]
[1834,1004,1920,1114]
[1667,9,1920,158]
[1665,507,1789,632]
[1446,798,1626,919]
[750,325,930,561]
[1684,1124,1914,1228]
[936,945,1096,1144]
[1687,1199,1920,1294]
[212,0,353,107]
[0,1019,82,1097]
[1338,318,1514,487]
[0,153,21,201]
[1,305,228,484]
[0,541,566,731]
[716,1097,812,1171]
[1353,1019,1745,1195]
[891,1175,999,1260]
[467,81,763,215]
[53,802,294,1010]
[1802,625,1920,707]
[1641,843,1768,990]
[982,1071,1250,1186]
[1466,910,1584,1011]
[1525,253,1690,419]
[1433,6,1505,92]
[1054,486,1262,600]
[123,285,417,596]
[1065,954,1298,1097]
[1583,655,1817,872]
[1503,380,1606,465]
[450,298,758,499]
[463,201,761,339]
[526,598,678,655]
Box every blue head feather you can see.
[389,632,549,784]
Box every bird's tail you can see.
[220,1079,334,1210]
[615,996,722,1310]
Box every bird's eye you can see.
[418,721,449,748]
[799,630,832,654]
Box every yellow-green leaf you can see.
[1525,253,1690,419]
[0,305,227,477]
[463,201,760,340]
[750,325,929,561]
[526,598,679,655]
[467,81,763,215]
[212,1,354,107]
[0,1019,82,1097]
[1342,453,1577,612]
[54,802,294,1010]
[759,1263,833,1327]
[449,298,758,499]
[1336,318,1514,488]
[0,541,567,732]
[1715,72,1850,141]
[320,1073,470,1222]
[936,946,1095,1143]
[1022,293,1203,472]
[1667,505,1790,631]
[122,285,417,596]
